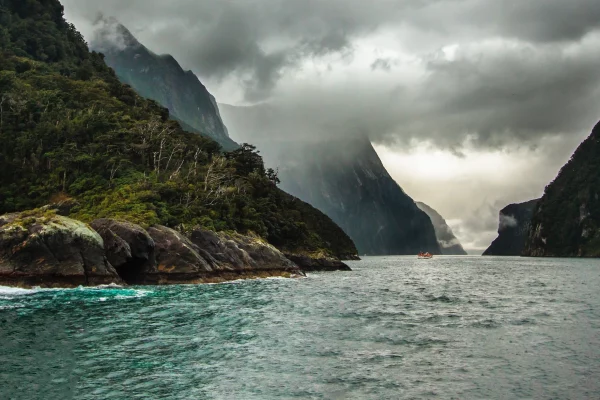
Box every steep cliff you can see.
[91,19,237,150]
[416,202,467,255]
[524,121,600,257]
[219,104,441,255]
[484,199,539,256]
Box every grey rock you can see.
[90,219,156,284]
[0,212,121,287]
[191,228,299,273]
[284,254,352,272]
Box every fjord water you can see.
[1,257,599,399]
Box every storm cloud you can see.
[62,0,600,107]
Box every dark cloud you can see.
[485,0,600,43]
[219,34,600,150]
[408,37,600,148]
[62,0,600,102]
[62,0,386,100]
[370,58,393,71]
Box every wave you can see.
[0,285,151,301]
[426,294,455,303]
[0,286,37,297]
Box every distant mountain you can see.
[91,19,237,150]
[416,202,467,255]
[524,121,600,257]
[483,199,539,256]
[219,104,441,255]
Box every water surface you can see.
[1,256,599,399]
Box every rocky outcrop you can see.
[0,210,355,287]
[416,202,467,255]
[284,254,352,271]
[90,219,156,284]
[148,226,214,281]
[484,199,539,256]
[0,211,121,288]
[190,229,299,272]
[92,220,303,284]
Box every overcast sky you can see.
[62,0,600,252]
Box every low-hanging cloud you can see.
[499,214,518,230]
[220,33,600,150]
[62,0,600,106]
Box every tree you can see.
[226,143,265,177]
[266,168,280,185]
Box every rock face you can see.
[90,219,156,284]
[92,219,303,285]
[217,105,442,256]
[416,202,467,255]
[275,138,440,255]
[284,254,352,272]
[189,229,299,273]
[0,210,356,287]
[0,211,121,287]
[524,121,600,257]
[91,19,237,150]
[484,199,540,256]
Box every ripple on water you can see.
[1,256,600,400]
[425,294,456,303]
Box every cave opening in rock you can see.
[114,258,147,285]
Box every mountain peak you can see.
[416,202,467,255]
[90,16,142,53]
[92,22,238,150]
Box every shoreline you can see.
[0,269,308,290]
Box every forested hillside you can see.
[524,122,600,257]
[0,0,357,259]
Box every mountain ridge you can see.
[91,19,238,150]
[219,104,442,255]
[415,202,467,255]
[524,121,600,257]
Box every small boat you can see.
[417,252,433,259]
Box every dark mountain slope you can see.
[91,19,237,150]
[219,104,441,255]
[0,0,357,260]
[484,199,539,256]
[524,121,600,257]
[416,202,467,255]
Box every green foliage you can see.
[0,0,358,258]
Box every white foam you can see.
[0,286,36,296]
[0,285,151,301]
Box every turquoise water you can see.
[1,256,599,399]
